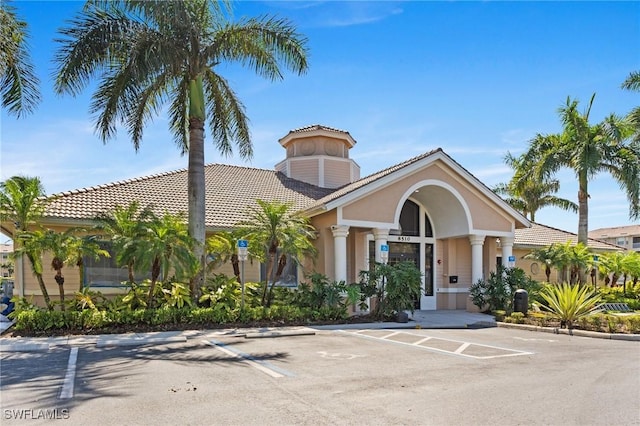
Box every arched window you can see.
[399,200,420,236]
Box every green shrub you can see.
[470,266,540,313]
[539,283,602,329]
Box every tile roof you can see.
[286,124,351,136]
[515,223,622,251]
[44,164,334,229]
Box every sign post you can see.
[380,244,389,264]
[237,240,248,310]
[508,255,516,268]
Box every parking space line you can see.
[413,337,432,345]
[203,340,294,378]
[59,347,78,399]
[339,330,534,359]
[454,342,471,354]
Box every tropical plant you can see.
[524,245,561,282]
[54,0,309,294]
[494,153,577,221]
[0,0,40,117]
[359,261,422,319]
[13,230,53,310]
[94,201,154,283]
[236,200,317,306]
[539,283,602,329]
[67,233,110,291]
[293,272,351,310]
[598,251,628,289]
[620,250,640,291]
[622,70,640,143]
[39,229,76,311]
[469,266,539,313]
[206,231,241,282]
[133,212,197,306]
[0,175,48,235]
[520,94,639,247]
[161,282,193,309]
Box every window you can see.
[260,252,298,288]
[616,237,627,247]
[83,241,149,287]
[633,237,640,249]
[399,200,420,236]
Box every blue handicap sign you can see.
[508,256,516,262]
[380,244,389,252]
[237,239,248,248]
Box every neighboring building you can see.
[589,225,640,252]
[502,223,623,283]
[2,125,532,311]
[0,242,13,278]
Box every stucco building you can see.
[3,125,541,310]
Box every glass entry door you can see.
[388,242,421,309]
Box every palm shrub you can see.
[539,283,602,329]
[359,261,422,319]
[470,266,540,313]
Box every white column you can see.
[469,235,485,284]
[372,228,390,263]
[500,236,515,268]
[331,225,350,283]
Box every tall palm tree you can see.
[521,94,639,246]
[0,0,40,117]
[94,201,154,283]
[54,0,309,293]
[494,153,577,222]
[622,70,640,143]
[38,229,76,310]
[236,200,316,306]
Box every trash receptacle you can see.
[514,289,528,315]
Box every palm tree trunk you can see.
[262,250,276,306]
[231,254,240,283]
[188,117,206,298]
[266,254,288,307]
[55,273,65,311]
[26,252,53,311]
[147,258,161,306]
[77,258,85,291]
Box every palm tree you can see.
[38,229,76,311]
[94,201,154,283]
[0,175,49,304]
[206,230,241,282]
[134,212,197,305]
[54,0,309,294]
[13,230,53,310]
[0,0,40,117]
[621,70,640,143]
[494,153,577,221]
[236,200,316,306]
[620,250,640,293]
[598,251,626,288]
[521,94,639,246]
[523,245,560,282]
[66,232,110,291]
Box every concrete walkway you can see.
[0,310,495,352]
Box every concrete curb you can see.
[0,342,49,352]
[497,322,640,341]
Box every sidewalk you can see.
[0,310,495,352]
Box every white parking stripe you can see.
[203,340,293,378]
[340,330,534,359]
[59,348,78,399]
[454,342,471,354]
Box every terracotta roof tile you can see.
[44,164,334,229]
[515,223,622,251]
[589,224,640,239]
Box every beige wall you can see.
[341,161,513,233]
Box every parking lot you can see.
[1,326,639,425]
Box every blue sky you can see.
[1,0,638,235]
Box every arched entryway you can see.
[368,199,437,309]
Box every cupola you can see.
[274,125,360,188]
